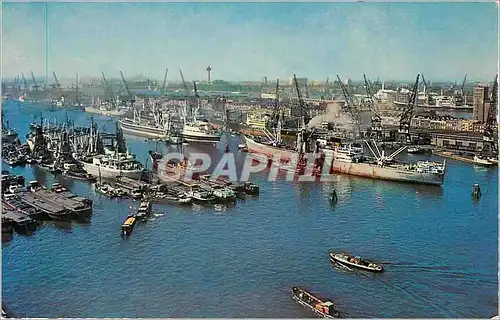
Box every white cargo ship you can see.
[79,151,144,180]
[181,120,222,143]
[244,136,446,185]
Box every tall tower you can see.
[206,66,212,84]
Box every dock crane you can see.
[161,67,168,95]
[119,71,135,105]
[30,71,39,91]
[179,69,189,93]
[363,74,382,140]
[21,72,29,92]
[52,72,61,89]
[336,75,361,134]
[398,74,420,144]
[454,73,467,105]
[193,81,199,99]
[101,71,117,109]
[481,75,498,156]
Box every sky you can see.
[1,1,498,83]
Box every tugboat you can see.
[472,183,481,199]
[329,252,384,272]
[291,287,340,318]
[121,214,136,237]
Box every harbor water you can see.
[2,101,498,318]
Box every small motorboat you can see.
[329,252,384,272]
[291,287,340,318]
[473,155,494,166]
[407,147,424,154]
[237,143,248,152]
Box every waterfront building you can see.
[473,84,490,122]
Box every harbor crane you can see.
[454,73,467,105]
[481,75,498,156]
[119,71,135,105]
[179,69,189,93]
[21,72,29,92]
[193,81,199,98]
[52,72,61,89]
[101,71,117,109]
[161,67,168,95]
[363,74,382,140]
[30,71,39,91]
[336,75,361,134]
[398,74,420,144]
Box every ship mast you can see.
[363,74,382,140]
[293,74,312,154]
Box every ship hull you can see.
[331,161,444,185]
[79,161,143,180]
[85,107,127,117]
[181,132,221,143]
[244,136,296,161]
[239,127,296,140]
[119,119,167,139]
[245,136,444,185]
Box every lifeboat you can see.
[329,252,384,272]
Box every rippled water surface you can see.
[2,101,498,318]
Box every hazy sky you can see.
[2,2,498,82]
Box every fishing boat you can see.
[130,189,143,200]
[472,155,494,166]
[94,182,116,198]
[291,287,340,318]
[211,185,237,203]
[187,186,216,204]
[62,169,97,182]
[135,201,152,221]
[329,252,384,272]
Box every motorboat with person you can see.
[291,287,340,318]
[329,252,384,272]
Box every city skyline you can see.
[2,2,498,82]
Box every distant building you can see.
[473,84,490,123]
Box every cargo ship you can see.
[85,106,127,117]
[181,120,222,143]
[119,109,181,142]
[244,135,446,185]
[78,151,144,180]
